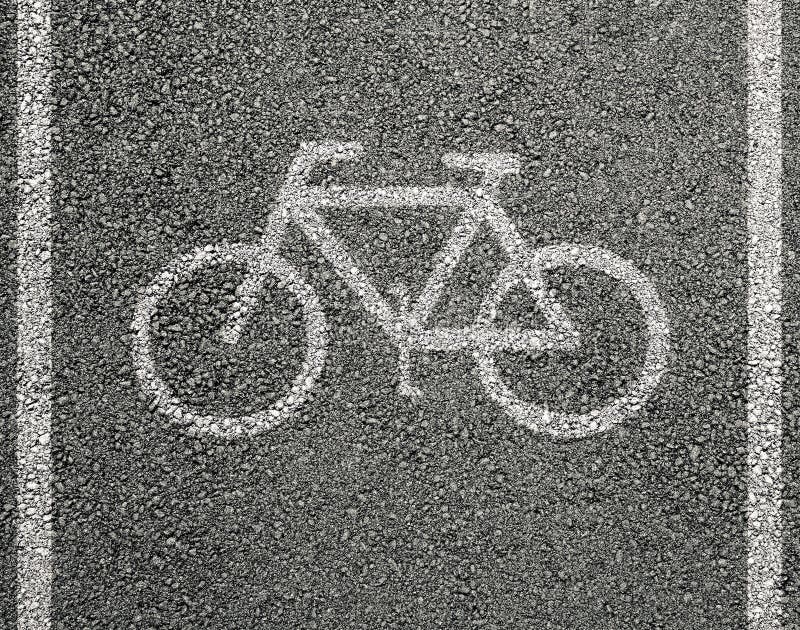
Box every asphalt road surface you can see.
[1,0,796,628]
[782,0,800,626]
[1,0,19,626]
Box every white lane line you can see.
[16,0,54,628]
[747,0,784,627]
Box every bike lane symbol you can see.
[132,142,671,439]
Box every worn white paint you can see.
[746,0,784,626]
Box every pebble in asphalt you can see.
[3,0,794,628]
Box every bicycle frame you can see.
[221,143,578,362]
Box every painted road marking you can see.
[746,0,784,627]
[15,0,53,628]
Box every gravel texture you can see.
[4,0,782,628]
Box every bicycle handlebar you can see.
[441,153,520,177]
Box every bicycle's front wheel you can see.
[131,243,327,438]
[474,244,670,438]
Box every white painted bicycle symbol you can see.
[132,142,671,439]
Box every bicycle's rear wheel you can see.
[474,244,670,438]
[131,243,327,438]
